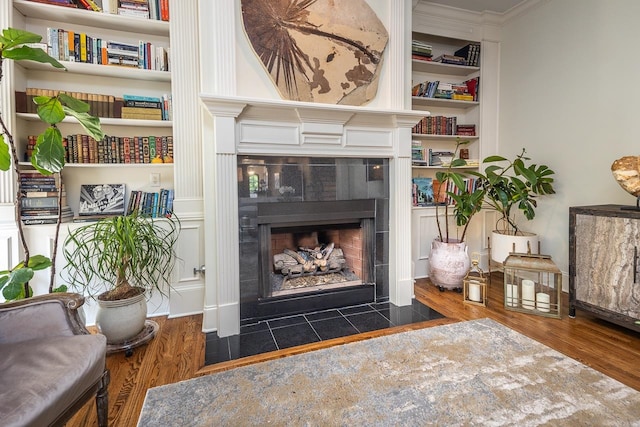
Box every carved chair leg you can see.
[96,370,110,427]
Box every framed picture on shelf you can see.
[78,184,126,216]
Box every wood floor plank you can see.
[66,276,640,427]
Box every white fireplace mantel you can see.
[200,94,424,337]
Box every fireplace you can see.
[200,95,420,337]
[254,200,376,318]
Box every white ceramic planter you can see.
[429,239,470,290]
[95,291,147,344]
[490,230,539,264]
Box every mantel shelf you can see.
[200,94,426,128]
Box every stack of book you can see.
[127,188,174,218]
[411,140,428,165]
[118,0,150,18]
[456,124,476,136]
[27,0,78,8]
[432,54,467,66]
[411,40,432,61]
[107,40,139,67]
[454,43,481,67]
[101,0,169,20]
[19,172,73,225]
[121,94,166,120]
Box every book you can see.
[412,177,434,207]
[28,0,77,7]
[78,184,126,216]
[454,43,481,67]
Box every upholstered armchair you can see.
[0,293,109,427]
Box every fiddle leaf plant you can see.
[472,149,556,235]
[0,27,104,301]
[434,138,485,243]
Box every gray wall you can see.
[499,0,640,273]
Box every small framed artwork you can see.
[78,184,126,216]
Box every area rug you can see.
[138,318,640,426]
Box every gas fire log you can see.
[283,249,316,273]
[273,253,298,270]
[273,244,347,277]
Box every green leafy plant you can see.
[0,27,104,300]
[63,211,180,301]
[434,138,485,243]
[472,149,556,235]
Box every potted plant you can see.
[62,211,180,344]
[429,138,485,291]
[472,149,556,263]
[0,28,104,300]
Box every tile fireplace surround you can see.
[238,156,387,322]
[201,96,423,337]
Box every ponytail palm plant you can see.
[63,211,180,301]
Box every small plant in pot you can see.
[471,148,556,264]
[430,139,485,291]
[63,211,180,344]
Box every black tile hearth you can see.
[204,299,445,366]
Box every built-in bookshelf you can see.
[10,0,173,220]
[411,31,481,209]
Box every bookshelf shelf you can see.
[13,0,170,36]
[17,113,173,128]
[18,162,173,168]
[411,134,479,141]
[412,59,479,76]
[411,165,477,169]
[411,96,479,109]
[18,60,171,82]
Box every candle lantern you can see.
[503,252,561,318]
[463,258,487,307]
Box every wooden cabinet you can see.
[569,205,640,332]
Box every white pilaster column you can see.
[200,98,246,336]
[389,120,418,306]
[170,0,203,214]
[387,0,411,110]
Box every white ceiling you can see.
[420,0,525,14]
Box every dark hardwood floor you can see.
[68,275,640,426]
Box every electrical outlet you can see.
[150,173,160,186]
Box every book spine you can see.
[142,137,150,163]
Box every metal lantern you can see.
[503,252,561,318]
[463,258,487,307]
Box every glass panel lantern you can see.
[503,253,561,318]
[463,258,487,307]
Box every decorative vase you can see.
[95,291,147,344]
[490,230,539,264]
[429,239,470,291]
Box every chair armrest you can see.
[0,293,90,344]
